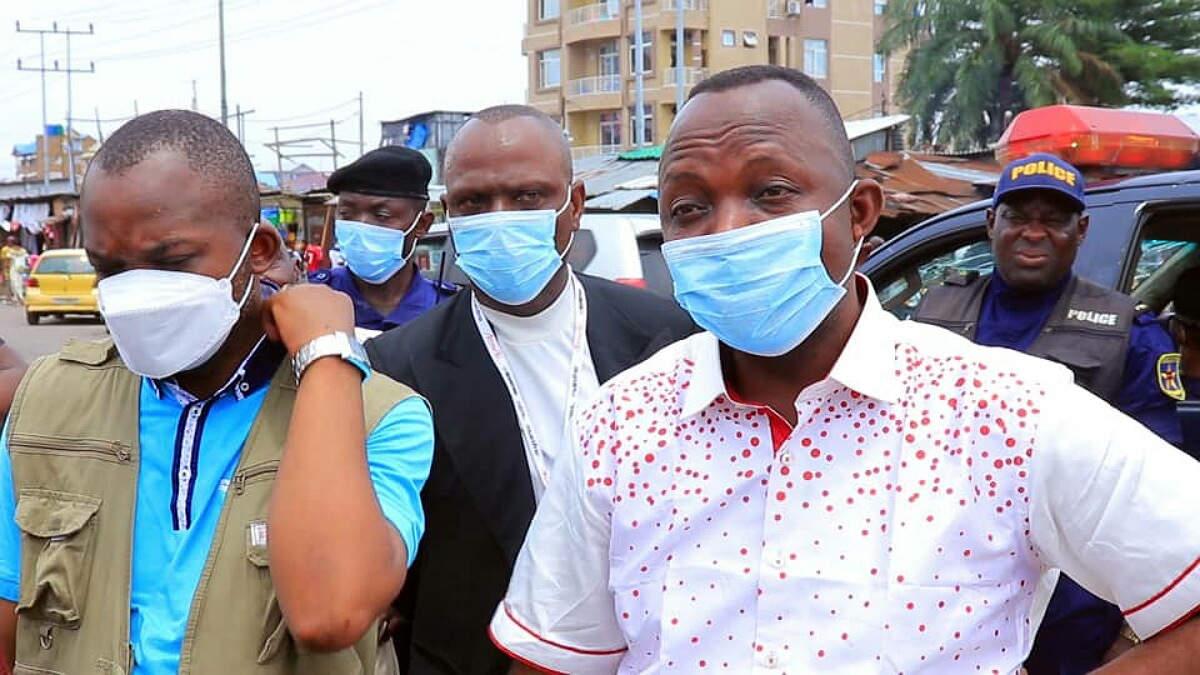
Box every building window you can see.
[743,31,759,48]
[600,41,620,77]
[803,39,828,79]
[628,105,654,145]
[721,30,736,47]
[539,0,560,20]
[874,0,886,14]
[806,0,827,7]
[628,32,653,72]
[539,49,561,88]
[600,112,622,148]
[874,53,885,83]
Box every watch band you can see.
[292,331,371,382]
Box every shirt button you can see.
[763,651,779,668]
[780,452,792,465]
[771,554,785,570]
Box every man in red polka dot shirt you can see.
[490,65,1200,674]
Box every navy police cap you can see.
[993,153,1086,212]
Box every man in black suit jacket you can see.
[366,104,695,675]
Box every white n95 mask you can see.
[98,227,257,379]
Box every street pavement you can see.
[0,300,107,361]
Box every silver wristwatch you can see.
[292,331,371,382]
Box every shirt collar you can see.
[680,275,903,419]
[149,335,285,405]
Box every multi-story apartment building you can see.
[523,0,904,158]
[11,127,98,185]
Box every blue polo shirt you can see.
[309,265,455,332]
[0,339,434,675]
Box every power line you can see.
[63,0,391,64]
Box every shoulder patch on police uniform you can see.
[309,270,332,283]
[1158,352,1186,401]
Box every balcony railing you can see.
[662,67,708,86]
[567,2,620,26]
[662,0,709,10]
[569,74,623,97]
[767,0,784,18]
[571,144,624,161]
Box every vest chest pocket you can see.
[14,490,101,628]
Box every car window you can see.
[34,256,93,275]
[565,229,599,272]
[637,233,674,298]
[875,239,994,320]
[1125,205,1200,311]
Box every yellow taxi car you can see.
[24,248,99,325]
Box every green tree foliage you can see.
[878,0,1200,150]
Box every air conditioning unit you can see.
[786,0,803,15]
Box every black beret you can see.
[327,146,432,200]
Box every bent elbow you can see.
[287,608,377,653]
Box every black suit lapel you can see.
[412,294,536,564]
[582,275,678,382]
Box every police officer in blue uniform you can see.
[310,146,456,333]
[915,153,1184,675]
[1167,266,1200,457]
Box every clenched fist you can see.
[261,284,356,356]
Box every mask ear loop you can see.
[399,209,425,264]
[818,181,864,288]
[557,184,577,261]
[231,225,260,309]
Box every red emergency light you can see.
[995,105,1200,170]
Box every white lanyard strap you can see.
[472,276,589,491]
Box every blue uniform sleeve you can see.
[365,396,434,568]
[1116,312,1183,445]
[0,422,21,602]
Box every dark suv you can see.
[861,170,1200,319]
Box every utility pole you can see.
[218,0,228,126]
[227,105,255,143]
[675,0,685,113]
[358,91,365,158]
[330,120,339,169]
[192,80,199,112]
[16,21,95,192]
[93,107,104,143]
[273,126,283,187]
[633,0,646,147]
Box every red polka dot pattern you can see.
[579,340,1046,673]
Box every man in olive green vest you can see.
[0,109,434,675]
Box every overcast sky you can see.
[0,0,527,180]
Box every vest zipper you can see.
[231,462,279,495]
[8,433,131,463]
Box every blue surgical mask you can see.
[447,191,573,305]
[335,211,422,285]
[662,182,862,357]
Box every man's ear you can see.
[1076,213,1090,242]
[985,209,997,240]
[849,179,882,244]
[414,210,436,239]
[248,222,283,276]
[568,180,586,229]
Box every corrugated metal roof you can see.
[618,146,663,160]
[576,157,659,196]
[585,189,657,211]
[843,115,910,141]
[11,143,38,157]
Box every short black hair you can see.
[449,104,573,180]
[686,65,855,179]
[1175,265,1200,321]
[86,109,259,228]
